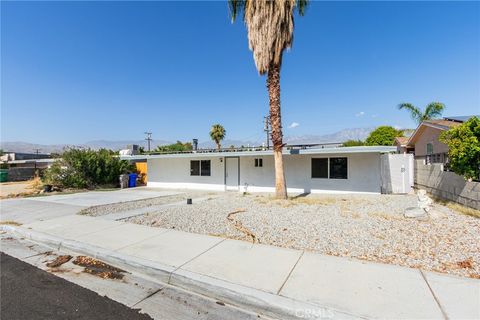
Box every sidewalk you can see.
[4,215,479,320]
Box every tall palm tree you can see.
[210,124,226,150]
[398,102,445,125]
[229,0,308,199]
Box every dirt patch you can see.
[0,221,22,226]
[46,255,72,268]
[72,256,125,279]
[226,209,257,243]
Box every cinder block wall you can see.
[414,161,480,210]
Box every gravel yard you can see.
[83,191,480,279]
[79,190,210,216]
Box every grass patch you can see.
[254,195,338,207]
[0,220,22,226]
[437,201,480,219]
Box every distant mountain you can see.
[1,127,376,153]
[0,139,171,153]
[284,127,375,145]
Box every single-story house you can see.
[122,146,413,194]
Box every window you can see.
[254,158,263,167]
[191,160,211,176]
[426,143,434,155]
[329,157,347,179]
[311,158,328,178]
[190,161,200,176]
[200,160,211,176]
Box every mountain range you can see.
[1,127,375,153]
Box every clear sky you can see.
[2,1,479,144]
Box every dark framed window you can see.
[191,160,211,176]
[329,157,347,179]
[426,143,433,155]
[190,160,200,176]
[311,158,328,178]
[200,160,211,176]
[254,158,263,167]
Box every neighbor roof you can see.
[443,115,479,123]
[120,146,396,161]
[407,117,468,146]
[394,137,410,147]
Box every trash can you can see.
[119,174,129,189]
[128,173,138,188]
[0,169,8,183]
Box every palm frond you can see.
[423,102,445,121]
[398,103,422,124]
[229,0,309,74]
[228,0,246,22]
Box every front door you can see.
[225,157,239,191]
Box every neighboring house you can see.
[122,145,412,194]
[393,137,414,154]
[406,115,478,165]
[1,152,55,181]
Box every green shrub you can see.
[440,116,480,180]
[343,139,365,147]
[365,126,404,146]
[43,148,136,189]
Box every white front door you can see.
[225,157,239,191]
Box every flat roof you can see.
[120,146,396,161]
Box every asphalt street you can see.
[0,252,153,320]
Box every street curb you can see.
[2,225,362,320]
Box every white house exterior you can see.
[122,146,410,194]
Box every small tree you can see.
[365,126,404,146]
[154,141,192,153]
[440,116,480,180]
[343,140,365,147]
[210,124,226,150]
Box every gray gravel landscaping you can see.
[85,191,480,279]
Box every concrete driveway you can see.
[0,188,182,224]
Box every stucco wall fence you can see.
[414,161,480,210]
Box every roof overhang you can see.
[120,146,396,161]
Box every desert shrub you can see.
[43,148,136,189]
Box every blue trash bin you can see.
[128,173,138,188]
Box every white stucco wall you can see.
[147,152,382,194]
[147,157,225,191]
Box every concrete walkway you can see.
[4,215,479,320]
[0,188,182,224]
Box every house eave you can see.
[120,146,397,161]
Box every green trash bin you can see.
[0,169,8,182]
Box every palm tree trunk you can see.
[216,142,221,150]
[267,63,287,199]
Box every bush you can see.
[43,148,136,189]
[343,139,365,147]
[440,116,480,180]
[365,126,404,146]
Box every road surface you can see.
[0,253,152,320]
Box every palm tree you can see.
[398,102,445,125]
[229,0,308,199]
[210,124,226,150]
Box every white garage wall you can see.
[147,152,382,194]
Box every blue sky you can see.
[2,1,479,144]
